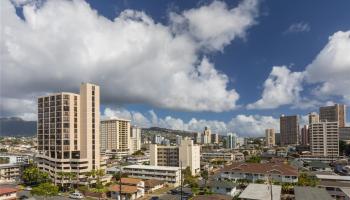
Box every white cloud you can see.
[0,0,260,118]
[285,22,310,34]
[0,98,37,121]
[171,0,259,51]
[305,31,350,103]
[102,107,279,137]
[247,66,304,109]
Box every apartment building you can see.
[36,83,102,185]
[218,162,298,183]
[226,133,237,149]
[202,127,211,144]
[150,139,200,175]
[0,163,21,183]
[211,133,219,144]
[310,121,339,157]
[280,115,299,146]
[100,119,130,154]
[301,125,310,146]
[130,126,141,154]
[339,127,350,142]
[309,112,320,124]
[320,104,346,128]
[265,129,275,147]
[202,152,234,161]
[194,132,201,144]
[122,165,181,186]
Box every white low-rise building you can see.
[122,165,181,186]
[218,162,298,183]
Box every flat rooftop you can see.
[239,184,281,200]
[123,165,180,171]
[294,186,333,200]
[316,174,350,181]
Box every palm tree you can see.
[57,171,66,190]
[85,169,96,189]
[95,169,105,185]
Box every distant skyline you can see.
[1,0,350,136]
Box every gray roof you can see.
[294,186,333,200]
[308,161,330,168]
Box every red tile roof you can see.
[144,179,165,188]
[108,184,138,194]
[221,162,298,176]
[120,178,142,185]
[0,187,18,195]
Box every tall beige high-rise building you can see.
[265,129,275,147]
[280,115,299,146]
[130,126,141,154]
[308,112,319,124]
[202,127,211,144]
[310,121,339,157]
[320,104,346,127]
[37,83,102,185]
[100,119,131,153]
[150,139,200,175]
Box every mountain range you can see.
[0,117,36,137]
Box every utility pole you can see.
[180,161,183,200]
[119,166,122,200]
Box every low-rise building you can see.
[0,187,18,200]
[202,152,234,161]
[108,178,144,200]
[316,174,350,199]
[126,156,150,165]
[239,183,281,200]
[0,163,21,183]
[218,162,298,183]
[294,186,333,200]
[122,165,181,186]
[144,179,165,193]
[208,181,237,197]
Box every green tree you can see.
[31,183,59,199]
[297,172,318,187]
[200,170,209,188]
[22,166,50,186]
[246,156,261,163]
[182,167,198,188]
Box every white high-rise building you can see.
[176,135,182,145]
[36,83,104,185]
[130,126,141,154]
[265,129,275,147]
[227,133,237,149]
[310,121,339,157]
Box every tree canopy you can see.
[31,183,59,198]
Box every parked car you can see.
[24,186,32,191]
[150,196,160,200]
[69,192,84,199]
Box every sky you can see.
[1,0,350,136]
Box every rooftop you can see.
[120,177,143,185]
[316,174,350,181]
[221,162,298,176]
[123,164,180,171]
[239,184,281,200]
[144,179,165,188]
[294,186,333,200]
[108,184,138,194]
[192,194,232,200]
[0,187,18,195]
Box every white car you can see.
[69,192,84,199]
[24,186,32,191]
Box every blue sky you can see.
[1,0,350,136]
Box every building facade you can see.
[339,127,350,142]
[100,119,131,154]
[36,83,102,185]
[310,121,339,157]
[309,112,320,124]
[226,133,237,149]
[301,125,310,146]
[202,127,211,144]
[150,139,200,175]
[122,165,181,186]
[130,126,141,154]
[265,129,275,147]
[320,104,346,128]
[280,115,299,146]
[211,133,219,144]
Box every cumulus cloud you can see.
[0,0,260,119]
[247,66,304,109]
[102,107,279,137]
[170,0,259,51]
[285,22,310,34]
[305,31,350,103]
